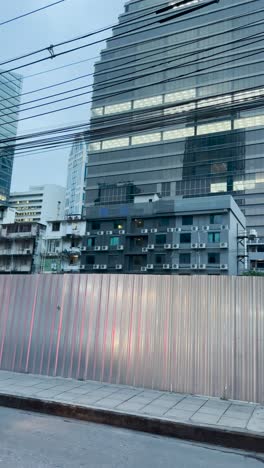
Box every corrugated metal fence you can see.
[0,274,263,403]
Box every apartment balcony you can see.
[0,249,33,256]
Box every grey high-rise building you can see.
[0,70,22,205]
[85,0,264,234]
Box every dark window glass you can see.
[133,219,144,228]
[156,234,167,245]
[114,220,124,229]
[134,237,145,247]
[86,255,95,265]
[52,222,60,232]
[180,233,191,243]
[257,246,264,252]
[210,214,223,224]
[155,254,166,264]
[208,253,220,264]
[92,221,100,230]
[208,232,220,243]
[182,216,193,226]
[179,253,191,264]
[87,238,95,247]
[108,255,119,267]
[159,218,170,227]
[132,255,145,266]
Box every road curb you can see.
[0,392,263,454]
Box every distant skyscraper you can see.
[85,0,264,234]
[0,70,22,204]
[65,135,88,216]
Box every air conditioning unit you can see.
[191,264,198,270]
[100,265,107,270]
[119,230,125,235]
[142,247,148,253]
[172,264,179,270]
[147,264,154,270]
[220,242,228,248]
[147,244,155,250]
[172,244,179,249]
[199,243,206,249]
[141,229,148,234]
[115,264,123,270]
[81,246,87,251]
[167,228,174,233]
[175,227,182,232]
[191,243,198,249]
[80,265,85,270]
[192,226,198,232]
[97,231,104,235]
[249,229,257,238]
[163,264,170,270]
[164,244,172,249]
[94,246,101,251]
[93,265,100,270]
[102,246,109,251]
[151,228,157,233]
[117,245,124,251]
[199,264,206,270]
[106,230,113,235]
[221,225,228,230]
[141,267,147,272]
[220,264,228,270]
[86,231,90,236]
[202,226,210,231]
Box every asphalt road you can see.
[0,407,263,467]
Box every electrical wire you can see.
[0,0,66,27]
[0,0,260,76]
[1,15,263,107]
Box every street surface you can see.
[0,407,263,467]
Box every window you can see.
[110,237,120,246]
[163,127,194,140]
[102,138,129,150]
[156,234,167,245]
[210,214,222,224]
[133,219,144,228]
[155,254,166,265]
[257,246,264,253]
[179,253,191,264]
[182,215,193,226]
[87,238,95,247]
[132,132,161,145]
[134,237,145,247]
[197,121,231,135]
[92,221,100,230]
[210,182,227,193]
[208,232,220,243]
[159,217,170,227]
[52,222,60,232]
[86,255,95,265]
[69,255,79,265]
[114,220,124,229]
[108,255,120,267]
[208,253,220,264]
[180,233,191,243]
[134,95,162,109]
[132,256,145,266]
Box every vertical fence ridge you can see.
[0,274,263,403]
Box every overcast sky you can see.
[0,0,126,191]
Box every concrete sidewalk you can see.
[0,370,263,453]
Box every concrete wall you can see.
[0,274,263,403]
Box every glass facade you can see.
[0,70,22,202]
[65,136,88,216]
[85,0,264,234]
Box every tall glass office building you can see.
[86,0,264,234]
[0,70,22,203]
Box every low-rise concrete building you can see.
[247,230,264,273]
[81,196,246,276]
[0,222,46,274]
[41,217,86,273]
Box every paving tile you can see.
[164,409,195,420]
[218,417,248,429]
[191,413,220,425]
[196,406,227,417]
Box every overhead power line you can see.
[0,0,66,27]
